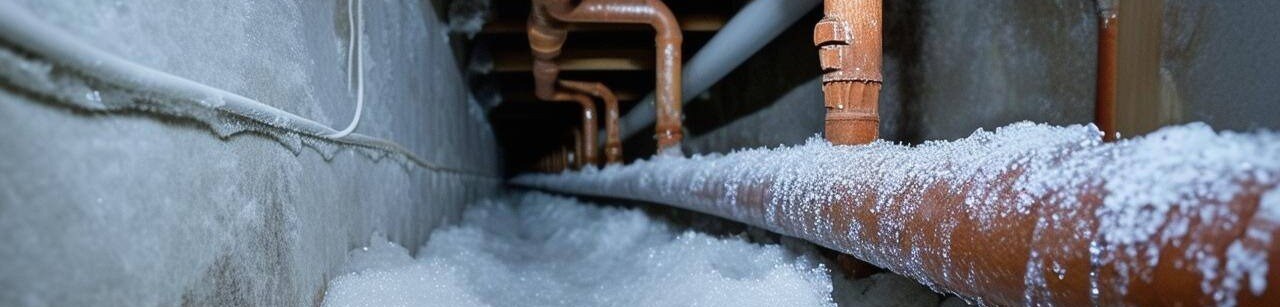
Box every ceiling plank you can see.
[481,14,727,34]
[493,49,654,72]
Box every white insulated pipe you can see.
[607,0,821,145]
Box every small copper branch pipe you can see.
[560,92,598,167]
[560,80,622,164]
[527,7,599,166]
[571,128,584,169]
[533,0,684,152]
[1096,1,1119,141]
[815,0,882,145]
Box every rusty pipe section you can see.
[516,124,1280,305]
[1096,0,1118,141]
[532,0,684,153]
[560,80,622,164]
[815,0,882,145]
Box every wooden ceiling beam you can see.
[503,89,643,103]
[493,49,653,72]
[481,14,727,34]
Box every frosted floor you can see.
[322,192,838,307]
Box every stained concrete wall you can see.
[688,0,1280,154]
[0,0,498,306]
[1160,0,1280,132]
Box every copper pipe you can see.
[815,0,882,145]
[525,7,599,167]
[558,92,598,167]
[534,146,571,172]
[532,0,684,152]
[1096,3,1118,141]
[571,128,584,169]
[560,80,622,164]
[516,135,1280,305]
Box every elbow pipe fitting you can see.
[533,0,684,153]
[560,80,622,164]
[555,92,598,167]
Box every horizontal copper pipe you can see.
[815,0,882,145]
[515,125,1280,305]
[560,80,622,164]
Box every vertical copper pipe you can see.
[528,6,599,166]
[815,0,882,145]
[560,80,622,164]
[1097,3,1118,141]
[535,0,684,153]
[571,128,584,169]
[556,92,598,167]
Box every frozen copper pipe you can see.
[1096,2,1118,141]
[515,126,1280,305]
[532,0,684,152]
[815,0,882,145]
[560,80,622,164]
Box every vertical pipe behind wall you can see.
[815,0,882,145]
[1096,0,1118,141]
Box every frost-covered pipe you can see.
[611,0,821,146]
[517,123,1280,306]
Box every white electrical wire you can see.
[328,0,364,139]
[0,0,499,177]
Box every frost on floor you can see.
[321,192,846,307]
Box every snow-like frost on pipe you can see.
[519,121,1280,306]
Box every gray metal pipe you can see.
[607,0,821,146]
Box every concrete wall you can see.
[688,0,1280,154]
[1160,0,1280,132]
[0,0,499,306]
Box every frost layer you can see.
[515,122,1280,305]
[322,192,836,307]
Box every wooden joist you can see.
[481,14,727,34]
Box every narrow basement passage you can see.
[4,0,1280,306]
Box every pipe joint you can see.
[816,0,882,145]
